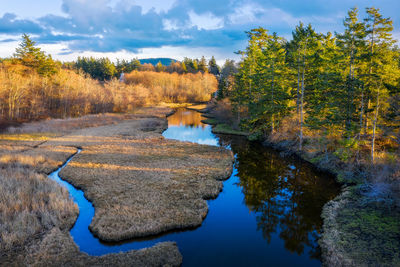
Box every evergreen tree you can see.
[131,59,141,70]
[218,59,237,99]
[336,7,367,136]
[232,28,292,138]
[363,7,395,162]
[292,23,319,150]
[14,34,58,76]
[198,56,208,73]
[208,56,220,76]
[155,61,166,72]
[181,61,188,73]
[192,59,199,72]
[75,57,116,80]
[306,32,343,139]
[228,6,400,165]
[232,28,270,126]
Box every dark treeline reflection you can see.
[218,135,340,260]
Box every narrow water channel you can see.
[48,107,340,266]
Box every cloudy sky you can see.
[1,0,399,64]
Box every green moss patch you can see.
[321,188,400,266]
[212,124,249,136]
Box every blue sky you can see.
[0,0,399,63]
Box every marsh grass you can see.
[0,106,231,266]
[186,104,208,111]
[0,163,78,253]
[0,157,182,266]
[0,133,57,141]
[6,113,139,134]
[0,136,80,262]
[59,131,233,241]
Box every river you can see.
[49,107,340,266]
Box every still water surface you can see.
[49,108,340,266]
[163,108,340,266]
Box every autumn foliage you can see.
[0,62,217,122]
[124,70,217,103]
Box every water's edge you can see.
[47,108,339,267]
[47,112,229,256]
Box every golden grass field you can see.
[0,106,233,265]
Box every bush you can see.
[124,71,217,103]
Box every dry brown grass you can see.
[320,190,354,267]
[4,106,172,135]
[21,228,181,267]
[3,226,181,266]
[61,138,232,241]
[0,136,80,264]
[43,114,234,241]
[0,106,232,265]
[0,161,78,254]
[186,104,208,111]
[6,113,136,134]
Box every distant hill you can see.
[139,58,177,66]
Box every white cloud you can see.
[0,31,240,64]
[163,19,180,31]
[110,0,176,14]
[189,11,224,30]
[0,0,64,19]
[229,3,263,24]
[393,31,400,44]
[229,4,299,27]
[0,42,18,58]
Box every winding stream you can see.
[49,108,340,266]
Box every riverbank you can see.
[188,104,249,136]
[0,106,233,265]
[201,101,400,266]
[265,137,400,266]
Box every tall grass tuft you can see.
[0,161,78,252]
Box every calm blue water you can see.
[48,108,340,266]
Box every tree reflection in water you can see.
[218,135,340,260]
[167,108,207,128]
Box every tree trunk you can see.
[359,84,364,137]
[271,63,275,132]
[346,46,354,136]
[296,58,301,116]
[371,82,381,163]
[299,59,305,150]
[365,98,371,134]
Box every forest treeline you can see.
[213,10,400,263]
[69,55,221,81]
[219,7,399,165]
[0,35,218,122]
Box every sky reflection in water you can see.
[163,109,218,146]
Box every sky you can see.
[0,0,399,64]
